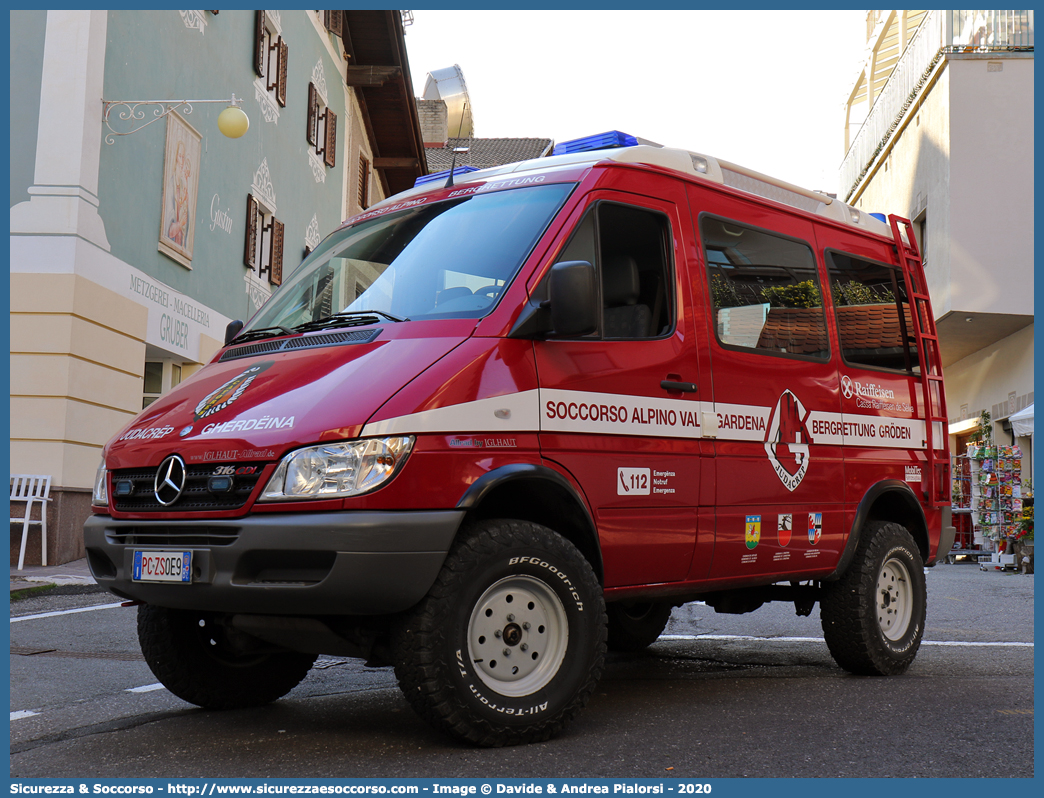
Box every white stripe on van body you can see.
[360,388,930,450]
[360,389,541,437]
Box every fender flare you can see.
[825,479,927,581]
[456,463,603,577]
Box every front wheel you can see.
[393,519,606,746]
[137,604,316,709]
[820,521,926,675]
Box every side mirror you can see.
[225,320,244,345]
[549,260,597,337]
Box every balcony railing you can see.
[841,9,1034,201]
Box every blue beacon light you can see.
[552,131,639,156]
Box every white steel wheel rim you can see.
[876,556,913,641]
[466,575,569,697]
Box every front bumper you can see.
[83,509,464,615]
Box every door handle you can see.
[660,380,697,393]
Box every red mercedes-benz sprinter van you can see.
[85,131,954,746]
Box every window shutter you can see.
[358,156,370,209]
[307,82,318,146]
[244,194,258,268]
[327,10,343,37]
[276,39,289,107]
[269,218,284,286]
[253,11,266,77]
[324,109,337,168]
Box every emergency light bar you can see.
[552,131,639,155]
[415,165,479,187]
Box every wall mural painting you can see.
[158,111,202,267]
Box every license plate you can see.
[133,550,192,583]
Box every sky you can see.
[402,9,869,196]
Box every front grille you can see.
[111,463,268,513]
[220,328,380,362]
[106,526,240,547]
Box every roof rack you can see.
[381,130,896,237]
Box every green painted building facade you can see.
[10,10,426,565]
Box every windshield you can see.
[243,183,574,334]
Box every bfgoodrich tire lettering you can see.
[820,520,926,675]
[606,600,673,652]
[393,519,607,746]
[137,604,316,709]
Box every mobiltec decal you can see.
[764,390,812,492]
[193,361,273,421]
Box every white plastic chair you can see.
[10,474,52,571]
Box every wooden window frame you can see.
[307,81,337,168]
[244,193,284,286]
[255,11,288,108]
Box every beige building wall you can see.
[947,56,1034,318]
[9,273,147,563]
[851,64,953,314]
[944,324,1034,479]
[842,18,1033,507]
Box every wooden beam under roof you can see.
[346,65,402,87]
[374,157,419,169]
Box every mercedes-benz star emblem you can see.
[154,454,187,506]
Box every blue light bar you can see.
[552,131,639,156]
[414,165,479,187]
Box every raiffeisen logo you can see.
[840,374,895,401]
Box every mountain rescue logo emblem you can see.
[194,361,273,421]
[764,389,812,492]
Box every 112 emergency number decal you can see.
[617,468,650,496]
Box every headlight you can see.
[259,436,414,501]
[92,461,109,507]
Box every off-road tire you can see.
[393,519,606,747]
[606,601,673,651]
[820,521,926,675]
[137,604,316,709]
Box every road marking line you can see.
[126,683,165,693]
[10,602,127,624]
[10,710,39,721]
[660,634,1033,647]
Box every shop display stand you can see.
[949,453,977,563]
[966,444,1024,571]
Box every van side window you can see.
[827,251,920,374]
[700,216,828,359]
[554,202,673,339]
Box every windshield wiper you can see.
[290,310,408,333]
[231,325,296,344]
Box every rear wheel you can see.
[393,519,606,746]
[137,604,316,709]
[606,600,673,651]
[820,521,926,675]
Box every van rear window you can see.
[700,216,828,360]
[826,251,920,374]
